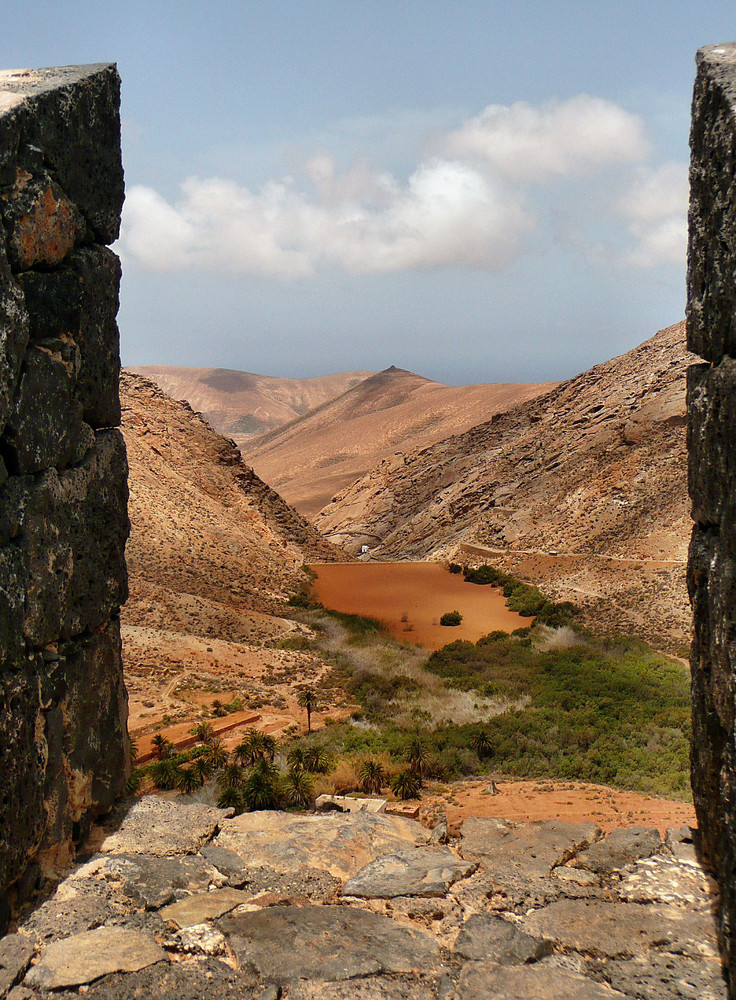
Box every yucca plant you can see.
[358,759,387,795]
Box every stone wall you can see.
[0,65,129,909]
[688,42,736,994]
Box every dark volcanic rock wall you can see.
[0,65,129,903]
[688,42,736,994]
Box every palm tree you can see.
[176,765,203,794]
[405,738,430,782]
[242,759,281,811]
[303,745,331,774]
[471,729,493,759]
[193,755,213,783]
[189,721,215,745]
[358,759,387,795]
[202,737,228,771]
[235,729,277,765]
[151,733,174,760]
[282,769,314,808]
[219,763,246,789]
[150,757,182,790]
[297,688,318,734]
[391,768,421,801]
[212,699,227,717]
[286,745,306,773]
[217,785,244,812]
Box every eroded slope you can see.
[316,323,693,648]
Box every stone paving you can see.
[0,797,727,999]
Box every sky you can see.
[2,2,734,384]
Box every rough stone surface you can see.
[524,898,720,960]
[574,826,662,875]
[23,926,164,989]
[452,912,552,964]
[607,953,728,1000]
[687,42,736,993]
[456,961,627,999]
[0,933,33,996]
[460,817,601,878]
[219,903,440,983]
[342,847,476,898]
[212,809,428,879]
[0,63,127,898]
[73,852,225,910]
[288,980,437,1000]
[96,797,230,857]
[159,888,249,927]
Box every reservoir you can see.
[309,561,533,651]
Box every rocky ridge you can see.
[243,366,556,516]
[316,323,693,650]
[0,796,725,999]
[120,372,348,741]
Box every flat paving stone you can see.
[46,957,259,1000]
[460,817,600,878]
[617,854,717,910]
[0,933,34,995]
[79,853,224,910]
[574,826,661,875]
[219,903,440,983]
[606,953,728,1000]
[456,961,627,999]
[452,912,552,964]
[213,810,428,880]
[287,978,437,999]
[160,888,249,927]
[524,898,720,960]
[342,847,475,898]
[24,927,165,990]
[96,796,229,857]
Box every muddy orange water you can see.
[309,561,533,651]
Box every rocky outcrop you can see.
[2,799,725,999]
[687,42,736,997]
[0,66,128,905]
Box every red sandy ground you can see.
[422,778,696,837]
[310,561,532,651]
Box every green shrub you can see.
[440,610,463,627]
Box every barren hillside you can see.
[120,372,348,744]
[243,366,557,516]
[128,365,372,441]
[316,323,693,650]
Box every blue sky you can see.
[3,2,734,383]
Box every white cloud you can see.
[119,94,681,279]
[443,95,650,182]
[617,162,688,267]
[121,158,531,278]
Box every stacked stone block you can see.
[0,65,129,906]
[688,42,736,995]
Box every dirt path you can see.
[460,543,685,566]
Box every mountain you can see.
[126,365,373,442]
[119,372,347,743]
[315,323,693,650]
[243,366,558,517]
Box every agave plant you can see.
[281,768,314,808]
[391,768,421,801]
[358,759,387,795]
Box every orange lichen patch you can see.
[14,183,84,268]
